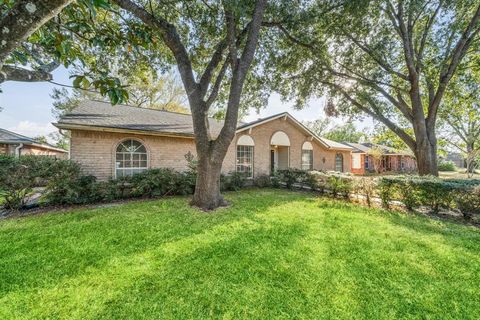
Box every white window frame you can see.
[236,145,254,178]
[115,139,148,178]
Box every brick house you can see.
[0,128,68,158]
[54,100,353,181]
[343,142,417,175]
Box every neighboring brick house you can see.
[0,128,68,158]
[343,142,417,175]
[54,100,353,181]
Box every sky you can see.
[0,67,373,141]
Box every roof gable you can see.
[236,113,352,151]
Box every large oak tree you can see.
[262,0,480,175]
[111,0,268,209]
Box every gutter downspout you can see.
[14,143,24,158]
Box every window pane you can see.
[236,145,253,177]
[115,139,148,177]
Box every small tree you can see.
[368,147,386,174]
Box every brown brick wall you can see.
[70,118,351,181]
[232,117,351,177]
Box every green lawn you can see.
[1,189,479,319]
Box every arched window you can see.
[335,153,344,172]
[301,141,313,171]
[236,135,254,178]
[115,139,148,177]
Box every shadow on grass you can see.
[0,189,302,298]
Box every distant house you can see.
[0,128,68,159]
[343,142,417,175]
[54,100,353,181]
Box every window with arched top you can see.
[236,135,254,178]
[301,141,313,171]
[115,139,148,177]
[335,153,344,172]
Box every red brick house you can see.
[343,142,417,175]
[0,128,68,159]
[54,100,353,181]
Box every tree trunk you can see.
[415,135,438,176]
[191,153,228,210]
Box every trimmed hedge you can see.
[1,154,479,221]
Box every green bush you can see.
[43,160,101,205]
[0,155,58,210]
[221,172,247,191]
[302,172,319,191]
[277,169,305,189]
[377,177,397,209]
[254,174,272,188]
[130,168,182,197]
[454,186,480,220]
[413,177,454,213]
[438,160,457,172]
[326,175,353,199]
[395,177,420,211]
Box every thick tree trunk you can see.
[191,154,228,210]
[414,135,438,176]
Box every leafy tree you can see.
[262,0,480,176]
[439,68,480,177]
[0,0,73,82]
[1,0,155,103]
[111,0,269,210]
[33,135,48,144]
[370,125,410,151]
[51,71,188,118]
[305,119,366,143]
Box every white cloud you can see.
[8,121,56,138]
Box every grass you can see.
[1,189,479,319]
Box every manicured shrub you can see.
[221,172,247,191]
[453,185,480,220]
[43,161,101,205]
[277,169,305,189]
[130,168,180,197]
[414,177,454,213]
[302,172,319,191]
[438,160,457,172]
[254,174,272,188]
[270,172,281,188]
[395,177,420,211]
[326,174,353,199]
[377,177,396,209]
[0,155,58,210]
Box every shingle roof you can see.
[55,100,225,138]
[55,100,352,151]
[343,142,411,155]
[0,128,67,153]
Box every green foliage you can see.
[43,160,102,205]
[254,174,272,188]
[454,186,480,220]
[221,172,247,192]
[378,177,396,209]
[277,169,306,189]
[438,160,457,172]
[0,155,57,210]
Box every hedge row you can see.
[1,155,479,221]
[253,169,480,220]
[0,155,248,210]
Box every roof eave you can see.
[54,123,196,139]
